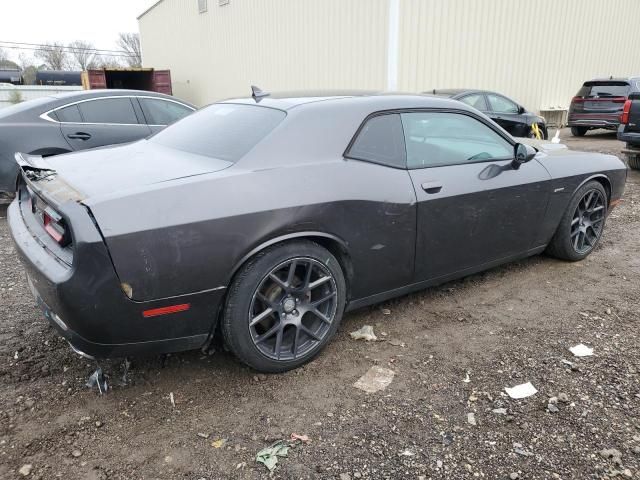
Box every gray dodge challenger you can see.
[8,91,627,372]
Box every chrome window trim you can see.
[39,95,195,127]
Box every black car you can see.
[0,89,195,195]
[568,77,640,136]
[8,91,626,373]
[428,89,548,139]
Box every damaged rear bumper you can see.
[8,198,223,359]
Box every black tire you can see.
[571,126,588,137]
[546,181,608,261]
[627,154,640,170]
[222,240,346,373]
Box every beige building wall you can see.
[140,0,640,113]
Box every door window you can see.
[52,104,82,123]
[401,112,512,169]
[487,94,519,114]
[346,114,406,168]
[458,94,488,111]
[140,98,194,125]
[77,98,139,124]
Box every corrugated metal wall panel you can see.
[140,0,389,106]
[140,0,640,112]
[398,0,640,113]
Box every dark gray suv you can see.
[0,89,195,195]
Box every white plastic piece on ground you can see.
[504,382,538,399]
[551,129,561,144]
[354,366,395,393]
[350,325,377,341]
[569,344,594,357]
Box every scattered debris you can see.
[19,464,32,476]
[600,448,623,466]
[169,392,175,408]
[463,371,471,383]
[510,473,520,480]
[399,449,416,456]
[381,308,391,315]
[353,366,395,393]
[547,398,559,413]
[557,393,570,403]
[467,412,477,426]
[290,433,310,443]
[120,358,132,385]
[350,325,377,341]
[492,408,508,415]
[256,441,290,471]
[513,443,534,457]
[570,344,593,357]
[85,368,108,395]
[71,449,82,458]
[197,432,210,439]
[388,339,406,347]
[211,438,227,449]
[505,382,537,399]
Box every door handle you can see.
[421,182,443,194]
[67,132,91,140]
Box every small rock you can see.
[467,412,477,426]
[19,464,32,476]
[197,432,210,439]
[548,396,558,404]
[339,474,351,480]
[164,455,173,464]
[547,403,559,413]
[510,473,519,480]
[95,421,103,428]
[557,393,570,403]
[492,408,507,415]
[632,446,640,454]
[254,373,267,382]
[600,448,623,466]
[623,469,633,478]
[381,308,391,315]
[71,449,82,458]
[606,307,612,315]
[350,325,377,341]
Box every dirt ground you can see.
[0,129,639,480]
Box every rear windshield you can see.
[150,103,286,162]
[576,81,630,98]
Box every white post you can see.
[386,0,400,91]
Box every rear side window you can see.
[140,98,193,125]
[347,114,406,168]
[576,82,630,98]
[458,93,488,111]
[78,98,139,124]
[150,103,286,162]
[487,94,519,114]
[52,104,82,123]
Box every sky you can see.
[1,0,158,63]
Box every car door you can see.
[402,110,551,282]
[486,93,523,135]
[58,97,152,151]
[137,97,195,133]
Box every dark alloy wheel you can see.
[249,258,338,361]
[546,181,608,261]
[570,189,605,254]
[222,241,346,372]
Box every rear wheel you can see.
[627,154,640,170]
[546,181,607,261]
[571,126,588,137]
[222,241,346,373]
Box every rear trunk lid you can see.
[20,140,233,202]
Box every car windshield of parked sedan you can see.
[150,103,286,162]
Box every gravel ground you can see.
[0,129,639,480]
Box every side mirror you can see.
[512,143,537,170]
[518,105,526,114]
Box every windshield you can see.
[0,95,55,119]
[150,103,286,162]
[576,82,630,98]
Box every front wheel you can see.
[222,240,346,373]
[571,126,588,137]
[546,181,608,261]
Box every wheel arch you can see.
[227,231,354,301]
[576,174,611,204]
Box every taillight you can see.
[43,207,71,247]
[621,99,632,124]
[572,96,584,103]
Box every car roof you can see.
[48,89,182,101]
[221,89,466,111]
[585,77,640,84]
